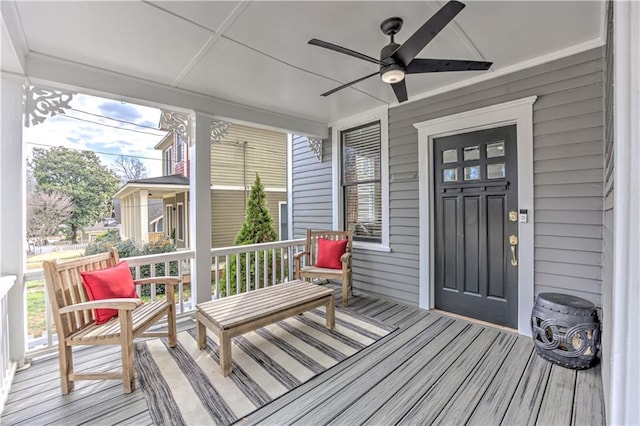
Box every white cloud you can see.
[24,93,168,177]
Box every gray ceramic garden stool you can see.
[531,292,600,369]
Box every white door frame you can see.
[414,96,537,335]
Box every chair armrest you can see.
[340,252,352,264]
[293,251,310,261]
[133,277,181,286]
[58,298,142,314]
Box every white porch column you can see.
[0,77,26,366]
[190,113,212,303]
[610,2,640,424]
[138,190,148,242]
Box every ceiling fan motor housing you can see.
[380,42,403,72]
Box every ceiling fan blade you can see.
[391,80,408,103]
[309,39,385,66]
[392,0,466,66]
[406,58,492,73]
[321,71,380,97]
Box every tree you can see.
[220,174,279,296]
[234,174,278,245]
[27,190,74,247]
[113,155,147,184]
[30,146,120,243]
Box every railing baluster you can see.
[255,250,259,289]
[223,255,229,297]
[178,260,184,314]
[236,253,241,295]
[214,256,219,300]
[150,261,157,302]
[280,247,285,283]
[45,286,53,347]
[263,249,268,287]
[272,248,276,286]
[245,252,250,292]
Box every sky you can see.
[24,92,168,180]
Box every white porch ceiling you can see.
[2,1,603,128]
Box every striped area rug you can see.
[134,306,396,426]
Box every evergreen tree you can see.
[220,174,280,296]
[234,174,277,245]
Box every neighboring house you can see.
[113,118,287,249]
[82,218,119,243]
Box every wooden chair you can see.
[42,247,180,394]
[293,229,353,306]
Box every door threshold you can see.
[430,309,519,335]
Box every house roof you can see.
[113,175,190,199]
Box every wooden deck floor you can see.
[1,285,605,425]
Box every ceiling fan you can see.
[308,0,492,103]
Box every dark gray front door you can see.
[434,125,518,328]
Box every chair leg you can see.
[58,343,74,395]
[342,275,349,307]
[120,312,134,394]
[167,304,177,348]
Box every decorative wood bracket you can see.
[161,111,191,145]
[308,137,323,161]
[211,120,230,143]
[25,86,75,127]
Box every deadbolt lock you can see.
[509,211,518,222]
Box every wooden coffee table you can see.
[196,279,335,376]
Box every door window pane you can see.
[442,149,457,163]
[443,168,458,182]
[487,163,505,179]
[464,166,480,180]
[463,146,480,161]
[487,141,505,158]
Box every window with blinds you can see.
[341,121,382,243]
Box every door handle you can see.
[509,235,518,266]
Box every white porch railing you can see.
[23,238,307,355]
[1,275,17,414]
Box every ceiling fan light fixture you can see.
[381,66,405,84]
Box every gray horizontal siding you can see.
[291,134,332,237]
[378,47,603,307]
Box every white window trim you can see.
[177,202,185,242]
[331,105,390,252]
[165,204,173,238]
[164,146,173,176]
[414,96,537,336]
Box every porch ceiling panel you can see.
[454,1,604,69]
[15,1,212,84]
[179,37,385,123]
[6,1,604,126]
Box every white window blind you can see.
[341,121,382,243]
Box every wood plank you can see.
[572,364,605,425]
[501,352,553,425]
[330,324,490,425]
[242,314,445,424]
[537,364,577,425]
[377,327,502,425]
[467,337,535,424]
[432,332,518,424]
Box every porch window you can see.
[164,147,173,176]
[177,202,184,241]
[176,134,184,163]
[165,204,173,238]
[341,121,382,243]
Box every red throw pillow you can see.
[315,238,349,270]
[80,261,139,325]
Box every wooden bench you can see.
[43,248,180,394]
[196,279,335,376]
